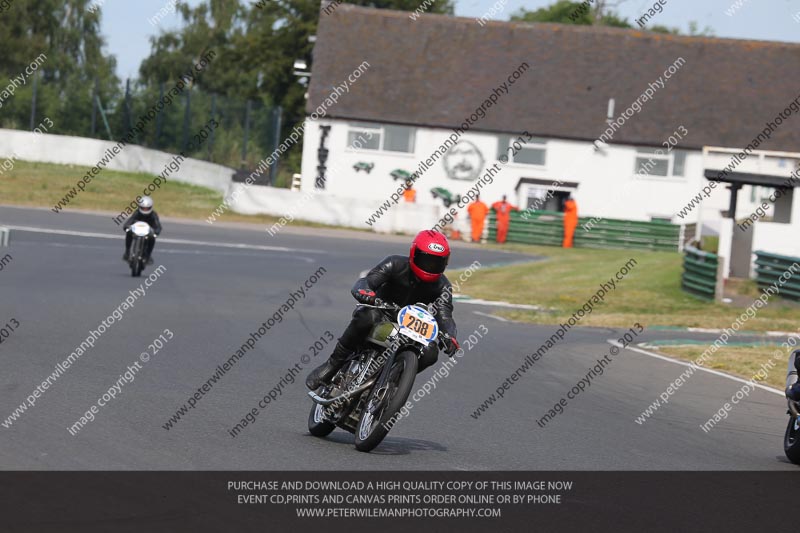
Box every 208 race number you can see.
[397,306,438,345]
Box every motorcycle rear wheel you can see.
[354,350,417,453]
[784,415,800,464]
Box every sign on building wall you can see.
[443,140,485,181]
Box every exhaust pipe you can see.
[308,378,376,406]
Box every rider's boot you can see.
[306,342,353,390]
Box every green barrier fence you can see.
[681,246,722,301]
[754,251,800,302]
[486,211,681,251]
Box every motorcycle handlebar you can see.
[360,301,452,345]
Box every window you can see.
[383,125,415,152]
[635,149,686,178]
[347,123,415,153]
[673,151,686,176]
[498,135,547,166]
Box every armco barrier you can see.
[681,246,723,301]
[486,210,681,251]
[754,250,800,302]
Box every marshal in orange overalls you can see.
[467,198,489,242]
[491,196,518,244]
[562,197,578,248]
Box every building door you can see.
[525,188,571,212]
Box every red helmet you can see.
[409,230,450,282]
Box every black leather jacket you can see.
[123,211,162,235]
[352,255,457,339]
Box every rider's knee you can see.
[417,343,439,373]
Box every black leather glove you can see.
[355,288,377,305]
[444,335,460,357]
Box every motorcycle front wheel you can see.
[354,350,417,453]
[308,401,336,437]
[784,414,800,464]
[130,239,143,277]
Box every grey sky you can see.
[103,0,800,80]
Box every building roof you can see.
[704,170,800,188]
[309,5,800,152]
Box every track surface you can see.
[0,205,795,470]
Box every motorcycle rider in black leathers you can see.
[122,196,162,264]
[306,229,460,390]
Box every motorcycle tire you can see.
[784,415,800,464]
[130,239,143,277]
[354,350,417,453]
[308,402,336,438]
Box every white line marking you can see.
[4,225,325,254]
[473,311,508,322]
[608,339,784,396]
[687,326,800,337]
[454,295,544,310]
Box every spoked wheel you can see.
[308,400,336,437]
[354,350,417,453]
[784,414,800,464]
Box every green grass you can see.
[454,243,800,331]
[655,345,791,390]
[1,159,338,229]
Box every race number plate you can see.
[397,305,438,346]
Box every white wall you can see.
[717,218,734,278]
[228,183,451,234]
[752,222,800,261]
[0,129,234,193]
[300,119,776,226]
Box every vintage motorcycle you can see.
[307,301,452,452]
[126,221,154,278]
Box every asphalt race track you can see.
[0,205,794,470]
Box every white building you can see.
[279,5,800,273]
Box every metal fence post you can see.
[181,89,191,154]
[91,78,98,136]
[241,99,252,167]
[29,72,38,130]
[269,105,282,185]
[208,93,216,161]
[155,82,164,149]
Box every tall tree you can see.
[510,0,712,35]
[0,0,118,134]
[137,0,456,177]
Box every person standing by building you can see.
[491,195,518,244]
[403,180,417,203]
[467,194,489,243]
[562,194,579,248]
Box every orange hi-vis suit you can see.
[562,198,578,248]
[403,188,416,202]
[467,200,489,242]
[491,200,518,244]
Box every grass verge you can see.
[457,243,799,331]
[654,345,792,390]
[1,159,338,229]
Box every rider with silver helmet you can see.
[122,196,162,264]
